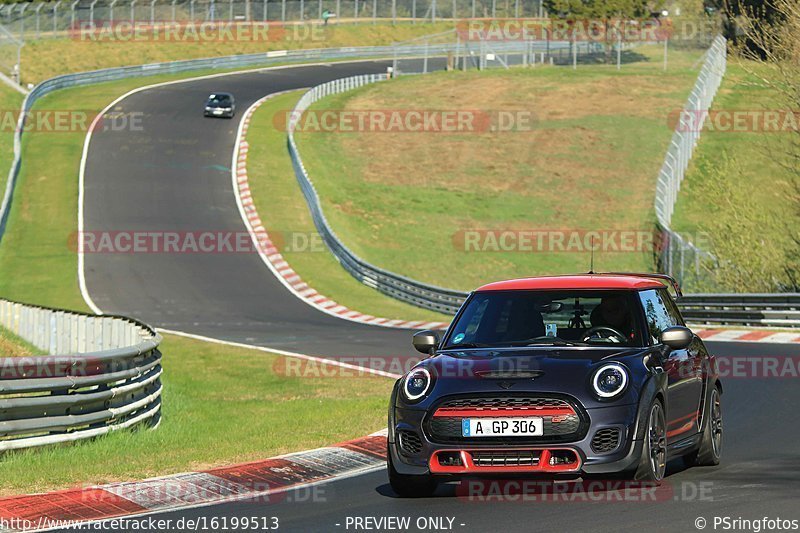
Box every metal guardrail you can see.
[0,299,162,451]
[285,38,628,314]
[286,38,799,328]
[679,294,800,328]
[288,73,467,314]
[654,35,726,288]
[0,39,526,245]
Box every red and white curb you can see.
[0,432,388,532]
[692,327,800,344]
[231,92,450,332]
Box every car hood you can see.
[401,346,656,410]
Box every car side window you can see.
[639,289,678,344]
[661,290,686,327]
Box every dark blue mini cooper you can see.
[388,274,722,497]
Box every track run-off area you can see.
[74,60,800,532]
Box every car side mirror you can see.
[660,326,693,350]
[413,330,440,355]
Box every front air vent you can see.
[591,428,621,454]
[398,430,423,455]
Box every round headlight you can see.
[403,367,432,402]
[592,363,628,398]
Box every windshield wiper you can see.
[503,339,585,347]
[527,340,584,347]
[443,342,490,349]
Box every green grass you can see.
[0,84,24,198]
[21,22,453,85]
[247,90,450,322]
[671,63,798,291]
[0,325,44,356]
[0,67,399,496]
[1,332,392,496]
[294,44,706,291]
[0,66,313,310]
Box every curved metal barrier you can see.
[287,73,469,315]
[0,39,531,244]
[0,299,162,451]
[679,294,800,328]
[286,42,799,327]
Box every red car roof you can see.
[476,275,666,292]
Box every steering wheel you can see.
[581,326,627,344]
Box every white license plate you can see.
[213,109,223,115]
[461,417,543,437]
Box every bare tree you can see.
[727,0,800,290]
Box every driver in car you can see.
[590,296,634,341]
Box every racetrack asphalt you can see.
[79,60,800,532]
[53,340,800,532]
[82,59,438,361]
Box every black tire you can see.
[631,398,667,483]
[387,448,437,498]
[684,385,722,467]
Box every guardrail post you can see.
[78,314,87,353]
[49,312,58,354]
[103,317,113,349]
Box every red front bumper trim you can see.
[429,448,582,474]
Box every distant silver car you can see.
[204,92,235,118]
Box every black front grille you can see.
[438,397,572,410]
[471,450,540,467]
[425,394,588,445]
[398,430,423,455]
[591,428,621,454]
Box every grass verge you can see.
[21,22,452,85]
[0,325,43,356]
[671,63,798,291]
[0,85,25,198]
[1,332,392,496]
[0,62,423,496]
[294,44,706,291]
[246,90,450,322]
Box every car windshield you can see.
[443,289,646,349]
[208,95,231,106]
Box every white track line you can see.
[230,93,450,330]
[77,58,392,316]
[159,328,402,379]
